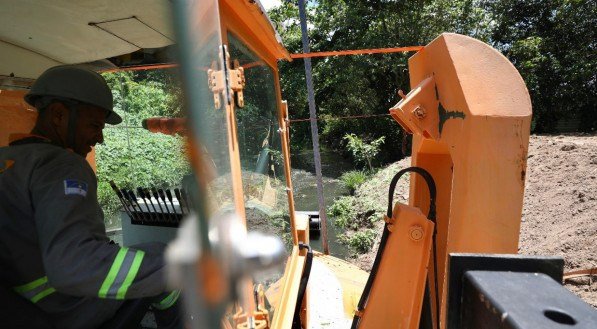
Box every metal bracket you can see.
[207,46,246,110]
[389,76,440,140]
[230,59,245,108]
[207,61,224,109]
[383,214,393,224]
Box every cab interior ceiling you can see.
[0,0,176,88]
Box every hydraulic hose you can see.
[351,167,437,329]
[292,243,313,329]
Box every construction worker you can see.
[0,65,181,328]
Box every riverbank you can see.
[333,134,596,307]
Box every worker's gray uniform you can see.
[0,136,174,329]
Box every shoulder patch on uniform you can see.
[64,179,88,197]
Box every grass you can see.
[340,229,377,253]
[340,170,368,195]
[331,160,412,255]
[328,196,355,228]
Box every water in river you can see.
[290,148,356,260]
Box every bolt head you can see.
[409,225,424,241]
[412,106,427,119]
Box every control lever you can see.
[151,187,167,221]
[109,181,136,221]
[126,190,144,223]
[174,188,186,215]
[143,187,159,222]
[158,189,172,222]
[137,187,157,222]
[181,188,192,212]
[165,189,177,217]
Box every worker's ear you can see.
[47,102,69,128]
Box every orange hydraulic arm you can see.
[353,167,437,329]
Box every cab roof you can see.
[0,0,288,86]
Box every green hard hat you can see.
[25,65,122,125]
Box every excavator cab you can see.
[0,1,298,327]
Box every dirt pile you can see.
[519,134,596,306]
[351,134,596,307]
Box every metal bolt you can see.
[412,106,426,119]
[398,89,407,100]
[409,225,424,241]
[387,224,395,232]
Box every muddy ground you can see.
[347,134,596,307]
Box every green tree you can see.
[268,0,492,163]
[487,0,596,132]
[270,0,595,146]
[343,133,385,172]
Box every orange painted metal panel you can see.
[278,99,299,245]
[311,252,369,318]
[358,204,434,329]
[269,214,310,328]
[0,90,36,146]
[219,0,290,65]
[0,89,97,170]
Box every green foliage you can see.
[269,149,284,166]
[328,196,355,229]
[268,0,595,158]
[340,170,368,195]
[97,71,189,228]
[103,71,183,126]
[268,0,494,162]
[343,134,385,172]
[340,229,377,254]
[488,0,596,132]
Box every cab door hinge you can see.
[207,61,225,109]
[207,46,246,110]
[230,59,245,108]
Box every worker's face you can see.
[50,102,106,156]
[73,104,106,157]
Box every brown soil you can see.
[519,134,597,306]
[352,134,597,307]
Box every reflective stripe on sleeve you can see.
[152,290,181,310]
[13,276,56,303]
[99,248,145,299]
[116,250,145,299]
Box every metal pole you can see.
[297,0,329,255]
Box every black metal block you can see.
[448,253,565,329]
[461,271,597,328]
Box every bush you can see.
[340,229,376,253]
[340,170,368,195]
[343,134,385,172]
[328,196,355,228]
[96,129,189,228]
[97,70,189,229]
